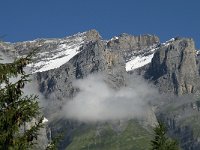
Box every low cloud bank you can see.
[62,73,159,122]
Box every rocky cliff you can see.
[145,37,200,95]
[1,30,200,150]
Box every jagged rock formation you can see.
[107,33,160,71]
[36,39,126,116]
[0,29,159,116]
[107,33,159,60]
[145,38,200,95]
[1,30,200,150]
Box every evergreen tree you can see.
[151,121,180,150]
[0,51,44,149]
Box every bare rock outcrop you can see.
[146,38,200,95]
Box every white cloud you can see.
[62,73,159,122]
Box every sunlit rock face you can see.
[146,38,200,95]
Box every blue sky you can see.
[0,0,200,48]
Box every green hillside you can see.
[66,120,153,150]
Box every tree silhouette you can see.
[151,121,180,150]
[0,49,44,149]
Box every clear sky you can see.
[0,0,200,48]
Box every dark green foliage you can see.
[0,52,44,149]
[151,121,180,150]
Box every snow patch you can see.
[42,117,48,123]
[126,53,154,71]
[110,36,119,41]
[28,33,86,73]
[161,38,175,47]
[126,38,175,72]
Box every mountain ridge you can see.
[1,29,200,150]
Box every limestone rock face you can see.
[146,38,200,95]
[107,34,160,61]
[36,39,126,100]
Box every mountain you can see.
[1,30,200,150]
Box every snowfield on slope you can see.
[28,32,86,73]
[125,38,175,72]
[126,53,154,71]
[27,32,175,73]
